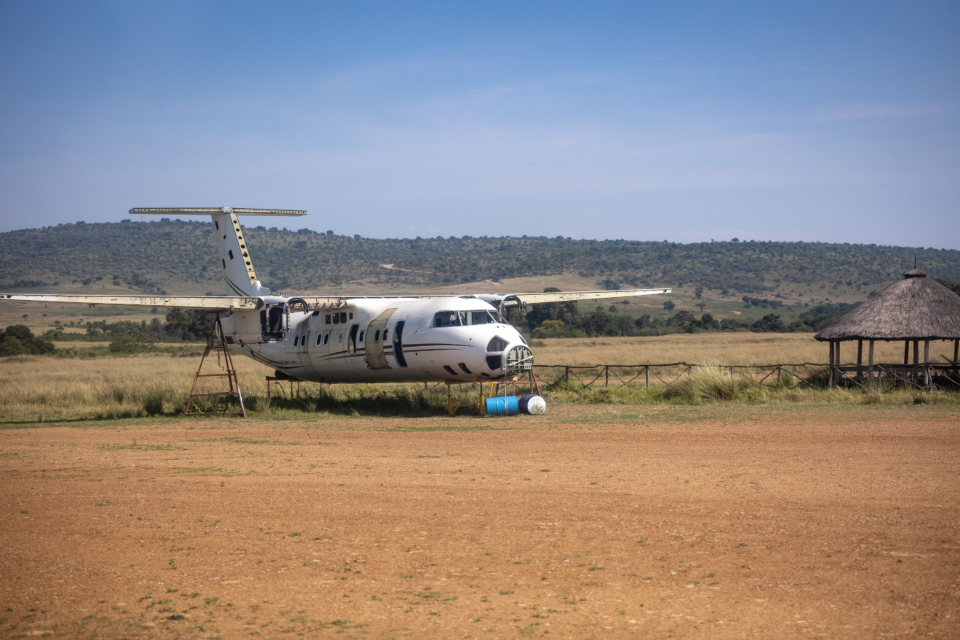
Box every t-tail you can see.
[129,207,306,297]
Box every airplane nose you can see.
[505,343,534,374]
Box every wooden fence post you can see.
[868,340,874,385]
[645,366,649,389]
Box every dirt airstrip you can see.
[1,404,958,639]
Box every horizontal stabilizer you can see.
[130,207,306,216]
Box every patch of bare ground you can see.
[1,404,958,638]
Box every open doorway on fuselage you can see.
[393,320,407,367]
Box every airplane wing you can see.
[2,289,670,312]
[0,294,261,311]
[476,288,672,309]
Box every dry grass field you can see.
[1,404,958,639]
[1,333,958,424]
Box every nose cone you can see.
[505,343,534,374]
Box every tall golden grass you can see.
[0,355,270,421]
[531,333,956,366]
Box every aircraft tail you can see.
[130,207,306,297]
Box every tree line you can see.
[517,292,863,339]
[2,219,959,296]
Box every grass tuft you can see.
[663,366,757,403]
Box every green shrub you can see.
[0,325,55,356]
[108,334,155,354]
[142,391,165,416]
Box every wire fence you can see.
[533,362,960,391]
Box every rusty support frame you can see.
[185,314,246,417]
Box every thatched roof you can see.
[815,268,960,342]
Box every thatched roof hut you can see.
[815,268,960,342]
[814,266,960,387]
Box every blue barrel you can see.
[485,396,519,416]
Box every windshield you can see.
[432,310,505,328]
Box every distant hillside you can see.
[2,219,959,298]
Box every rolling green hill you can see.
[1,219,958,300]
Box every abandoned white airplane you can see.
[2,208,671,384]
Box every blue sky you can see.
[1,1,958,247]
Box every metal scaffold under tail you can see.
[186,314,247,418]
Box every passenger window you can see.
[338,331,343,344]
[323,333,329,345]
[333,314,340,325]
[316,333,322,346]
[228,249,234,260]
[359,330,365,342]
[349,312,353,320]
[293,336,299,347]
[325,314,331,324]
[340,312,347,323]
[382,329,388,342]
[374,329,381,342]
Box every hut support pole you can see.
[923,340,930,388]
[856,340,863,379]
[835,341,841,386]
[868,340,875,386]
[828,341,835,388]
[954,339,959,376]
[904,341,909,366]
[913,340,920,385]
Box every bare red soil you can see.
[1,404,958,639]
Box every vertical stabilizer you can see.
[128,207,307,298]
[212,208,269,296]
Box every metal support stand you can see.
[266,377,302,403]
[490,368,542,397]
[446,380,485,416]
[185,314,246,417]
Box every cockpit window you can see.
[467,310,503,325]
[433,310,505,328]
[432,311,462,327]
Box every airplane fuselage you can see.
[226,296,531,384]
